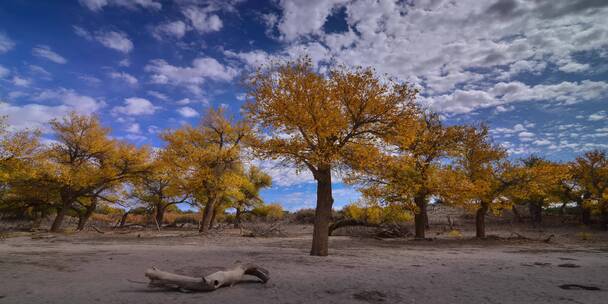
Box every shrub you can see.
[343,202,412,224]
[252,203,284,221]
[577,231,592,240]
[448,229,463,238]
[291,208,316,224]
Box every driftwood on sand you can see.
[144,262,270,292]
[240,222,285,237]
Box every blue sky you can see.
[0,0,607,210]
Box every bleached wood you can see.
[144,262,269,292]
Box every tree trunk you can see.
[118,211,130,228]
[424,209,430,230]
[51,192,74,232]
[155,204,165,228]
[76,214,86,231]
[31,209,45,230]
[581,207,592,226]
[528,201,542,225]
[414,193,427,239]
[559,202,567,216]
[77,199,97,231]
[512,205,522,223]
[209,205,219,230]
[310,168,333,256]
[234,207,242,228]
[199,198,216,234]
[476,202,489,239]
[50,205,68,232]
[601,205,608,231]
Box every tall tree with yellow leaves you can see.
[245,57,418,255]
[45,112,150,232]
[162,108,248,234]
[445,125,511,238]
[0,118,52,225]
[129,154,191,229]
[571,150,608,229]
[232,166,272,228]
[348,112,462,239]
[508,155,568,226]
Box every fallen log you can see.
[240,222,285,237]
[144,262,269,292]
[328,219,410,238]
[508,232,555,243]
[328,219,380,236]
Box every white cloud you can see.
[224,49,276,69]
[589,111,606,121]
[183,6,223,33]
[250,0,608,109]
[492,123,527,135]
[0,32,15,54]
[427,80,608,114]
[518,131,535,142]
[28,65,52,79]
[153,20,188,39]
[32,45,67,64]
[176,98,192,105]
[0,89,104,131]
[8,91,26,99]
[0,103,70,132]
[147,125,161,134]
[177,106,199,118]
[118,58,130,67]
[175,97,209,106]
[112,97,158,116]
[79,0,161,11]
[74,26,133,53]
[558,59,591,73]
[126,122,141,134]
[108,71,138,85]
[12,76,31,87]
[275,191,316,211]
[96,31,133,53]
[35,88,104,114]
[78,74,102,85]
[0,65,9,78]
[147,90,168,101]
[277,0,347,41]
[251,158,315,187]
[533,139,552,146]
[494,105,514,113]
[145,57,237,94]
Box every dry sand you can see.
[0,225,607,304]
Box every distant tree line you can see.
[0,109,274,233]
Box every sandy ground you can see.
[0,225,607,304]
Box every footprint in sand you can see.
[559,284,601,291]
[353,290,388,303]
[557,263,581,268]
